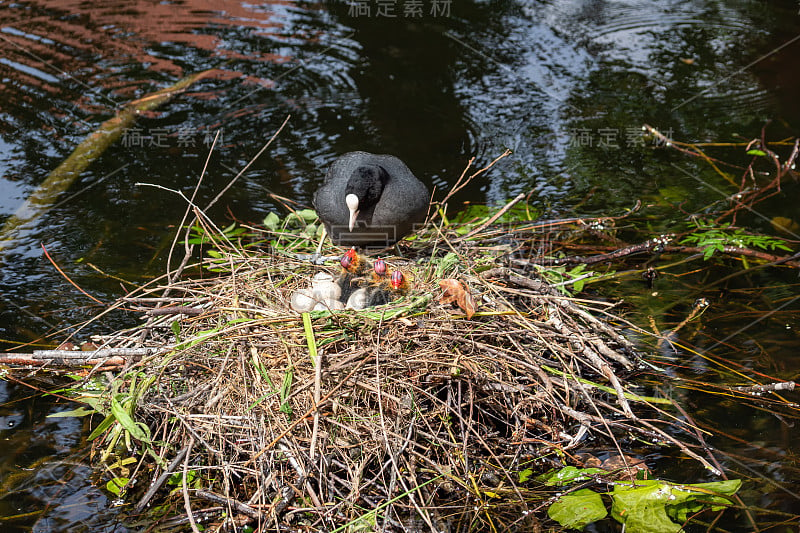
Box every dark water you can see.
[1,0,799,530]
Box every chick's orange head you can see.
[390,270,405,290]
[340,247,359,271]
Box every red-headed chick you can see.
[390,270,409,295]
[338,247,367,301]
[340,247,365,274]
[372,258,388,283]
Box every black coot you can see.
[313,151,429,248]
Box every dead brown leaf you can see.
[438,278,477,319]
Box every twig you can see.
[204,115,290,212]
[135,444,192,512]
[41,243,104,304]
[735,381,796,394]
[248,352,374,464]
[146,306,205,316]
[166,129,219,280]
[182,438,201,533]
[196,490,266,520]
[454,191,527,241]
[305,312,322,462]
[0,347,157,368]
[428,149,512,223]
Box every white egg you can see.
[312,280,342,302]
[314,298,345,311]
[312,272,335,284]
[290,289,317,312]
[346,288,369,310]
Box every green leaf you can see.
[450,204,489,224]
[106,457,137,469]
[548,489,608,530]
[667,480,741,522]
[681,222,791,260]
[573,278,585,292]
[498,203,535,223]
[175,326,222,351]
[106,477,130,496]
[518,468,533,483]
[746,149,767,156]
[569,264,587,276]
[264,212,280,231]
[168,469,198,487]
[74,393,108,414]
[610,480,682,533]
[609,479,739,533]
[540,466,606,486]
[279,366,294,416]
[432,252,461,278]
[47,406,95,418]
[88,412,117,441]
[295,209,318,222]
[110,396,150,443]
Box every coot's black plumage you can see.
[313,151,429,248]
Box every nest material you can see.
[97,244,701,532]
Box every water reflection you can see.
[0,380,124,532]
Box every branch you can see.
[0,347,159,367]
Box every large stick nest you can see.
[92,225,705,532]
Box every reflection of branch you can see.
[514,238,800,268]
[0,69,216,254]
[646,123,800,225]
[643,124,754,186]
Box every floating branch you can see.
[0,347,159,367]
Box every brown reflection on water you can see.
[0,0,294,105]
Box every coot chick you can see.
[313,152,429,248]
[337,247,368,302]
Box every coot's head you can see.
[344,165,389,230]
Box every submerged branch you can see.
[0,69,216,255]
